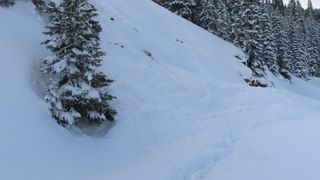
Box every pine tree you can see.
[42,0,116,128]
[307,0,314,16]
[0,0,14,7]
[32,0,46,13]
[192,0,205,24]
[228,0,244,47]
[215,0,232,41]
[241,0,265,76]
[260,2,278,74]
[272,0,285,14]
[288,0,309,78]
[305,17,320,77]
[162,0,196,21]
[271,9,291,79]
[197,0,217,34]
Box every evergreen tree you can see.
[42,0,116,128]
[305,17,320,76]
[0,0,14,7]
[272,0,285,14]
[241,0,265,76]
[215,0,232,41]
[197,0,217,34]
[288,0,309,78]
[285,0,296,73]
[260,2,278,74]
[271,9,291,79]
[192,0,205,24]
[162,0,196,21]
[307,0,314,14]
[228,0,244,47]
[32,0,46,13]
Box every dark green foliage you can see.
[158,0,196,21]
[32,0,46,13]
[240,0,265,76]
[42,0,116,128]
[0,0,14,7]
[271,9,291,79]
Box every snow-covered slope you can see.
[1,1,320,180]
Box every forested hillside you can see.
[155,0,320,79]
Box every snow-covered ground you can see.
[1,0,320,180]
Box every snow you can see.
[210,117,320,180]
[1,0,320,180]
[285,0,320,8]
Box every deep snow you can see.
[1,1,320,180]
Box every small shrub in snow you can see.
[143,50,153,58]
[244,78,268,88]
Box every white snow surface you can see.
[1,1,320,180]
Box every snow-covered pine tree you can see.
[271,8,291,79]
[191,0,204,24]
[271,0,285,14]
[32,0,46,13]
[240,0,265,76]
[215,0,232,42]
[197,0,217,34]
[305,16,320,77]
[0,0,14,7]
[287,0,309,78]
[42,0,116,128]
[228,0,244,48]
[307,0,314,16]
[163,0,196,21]
[285,0,296,73]
[259,1,278,74]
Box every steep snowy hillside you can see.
[1,0,320,180]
